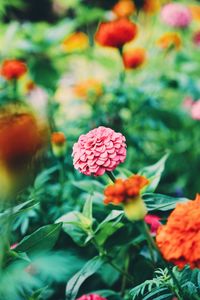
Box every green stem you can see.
[57,157,65,206]
[12,78,18,100]
[106,171,116,183]
[120,250,130,296]
[142,221,156,265]
[141,220,184,300]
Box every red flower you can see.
[123,48,146,69]
[145,214,161,236]
[77,294,107,300]
[95,18,137,49]
[1,59,27,80]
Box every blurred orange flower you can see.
[104,174,149,205]
[189,5,200,22]
[51,132,66,157]
[0,106,48,170]
[113,0,135,18]
[156,194,200,269]
[51,132,66,145]
[62,32,89,52]
[1,59,27,80]
[157,32,181,50]
[74,79,103,99]
[142,0,160,14]
[123,48,146,69]
[95,18,138,49]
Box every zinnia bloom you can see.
[0,106,48,170]
[74,79,103,99]
[77,295,107,300]
[193,31,200,47]
[62,32,89,52]
[122,48,146,69]
[104,174,149,221]
[95,18,137,49]
[145,214,161,236]
[1,59,27,80]
[156,194,200,269]
[112,0,135,18]
[157,32,181,50]
[189,5,200,22]
[51,132,66,157]
[72,126,126,176]
[190,100,200,120]
[161,3,192,28]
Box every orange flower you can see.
[51,132,66,145]
[74,79,103,99]
[95,18,138,49]
[25,80,36,92]
[142,0,160,14]
[123,48,146,69]
[62,32,89,52]
[156,194,200,269]
[1,59,27,80]
[104,174,149,205]
[189,5,200,22]
[157,32,181,50]
[0,106,48,170]
[113,0,135,18]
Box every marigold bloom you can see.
[74,79,103,99]
[156,194,200,269]
[161,3,192,28]
[77,295,107,300]
[104,175,149,205]
[145,214,161,236]
[1,59,27,80]
[123,48,146,69]
[189,5,200,22]
[62,32,89,52]
[72,126,126,176]
[95,18,138,49]
[0,106,48,170]
[113,0,135,18]
[157,32,181,50]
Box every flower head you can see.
[156,194,200,269]
[51,132,67,157]
[104,174,149,205]
[74,78,103,100]
[190,100,200,120]
[77,295,107,300]
[62,32,89,52]
[0,105,48,170]
[113,0,135,18]
[142,0,160,15]
[1,59,27,80]
[161,3,192,28]
[72,126,126,176]
[95,18,137,49]
[157,32,181,50]
[189,5,200,22]
[193,31,200,47]
[123,48,146,69]
[145,214,161,236]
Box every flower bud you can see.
[123,196,147,221]
[51,132,66,158]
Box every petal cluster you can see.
[72,126,126,176]
[123,48,146,69]
[161,3,192,28]
[113,0,135,18]
[77,295,107,300]
[157,32,181,50]
[104,174,149,205]
[156,194,200,269]
[1,59,27,80]
[62,32,89,53]
[95,18,137,48]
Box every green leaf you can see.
[72,180,104,194]
[0,200,37,222]
[82,196,93,220]
[65,256,104,300]
[143,193,188,211]
[139,154,169,192]
[15,223,62,254]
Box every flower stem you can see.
[106,171,116,183]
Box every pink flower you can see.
[182,96,194,110]
[77,295,107,300]
[193,31,200,47]
[145,214,161,236]
[72,126,126,176]
[161,3,191,28]
[190,100,200,120]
